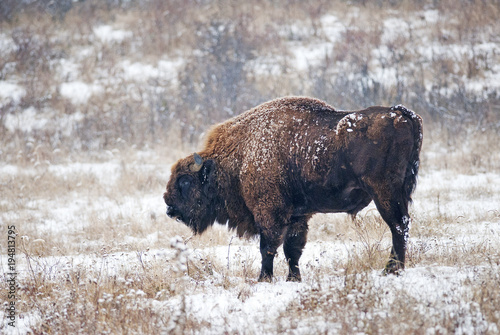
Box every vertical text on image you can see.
[7,225,17,327]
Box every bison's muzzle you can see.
[166,205,182,222]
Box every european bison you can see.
[164,96,423,282]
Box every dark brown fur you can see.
[164,96,423,281]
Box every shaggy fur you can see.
[164,96,423,281]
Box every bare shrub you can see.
[137,0,196,55]
[172,17,265,142]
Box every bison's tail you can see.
[392,105,423,204]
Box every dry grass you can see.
[1,0,500,334]
[1,138,499,333]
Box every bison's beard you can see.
[183,209,217,235]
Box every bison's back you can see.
[204,96,420,176]
[202,97,422,212]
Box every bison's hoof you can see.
[286,274,302,282]
[258,274,273,283]
[383,261,404,276]
[286,276,301,282]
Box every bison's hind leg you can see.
[283,216,309,282]
[368,187,410,276]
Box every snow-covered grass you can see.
[1,142,499,334]
[1,1,499,334]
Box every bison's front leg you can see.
[283,217,309,282]
[258,229,282,282]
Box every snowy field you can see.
[1,1,500,334]
[1,151,500,334]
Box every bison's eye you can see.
[178,175,193,198]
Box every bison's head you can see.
[163,153,217,234]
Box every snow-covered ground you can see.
[1,155,499,333]
[1,2,499,334]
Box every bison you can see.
[164,96,423,282]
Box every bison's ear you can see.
[200,159,216,185]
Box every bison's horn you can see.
[190,153,204,172]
